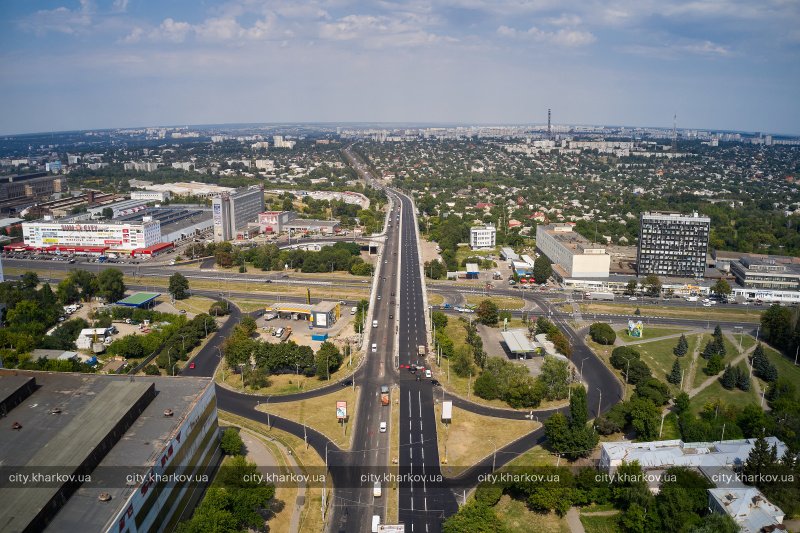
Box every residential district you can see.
[1,123,799,533]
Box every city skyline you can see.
[1,0,799,136]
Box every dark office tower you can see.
[547,108,551,138]
[637,212,710,278]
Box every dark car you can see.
[341,379,353,387]
[430,379,440,386]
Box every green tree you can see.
[56,277,80,304]
[589,322,616,345]
[442,501,506,533]
[569,385,589,429]
[720,364,737,389]
[424,259,447,280]
[20,271,39,289]
[533,255,552,284]
[221,428,244,455]
[743,433,778,482]
[101,207,114,219]
[668,358,682,385]
[673,334,688,357]
[643,274,662,297]
[432,311,448,331]
[629,397,661,440]
[168,272,190,300]
[625,279,638,296]
[315,341,342,378]
[657,467,712,533]
[476,299,499,325]
[711,278,732,298]
[538,355,570,400]
[620,502,648,533]
[97,268,126,302]
[704,354,724,376]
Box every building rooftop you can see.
[501,329,536,354]
[0,370,213,533]
[641,211,711,222]
[116,292,160,307]
[540,223,606,254]
[709,487,785,533]
[313,301,339,313]
[601,437,787,471]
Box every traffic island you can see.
[433,401,541,478]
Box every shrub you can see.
[589,323,617,345]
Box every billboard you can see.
[442,401,452,421]
[336,401,347,420]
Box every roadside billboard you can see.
[336,401,347,420]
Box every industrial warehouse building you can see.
[0,371,219,533]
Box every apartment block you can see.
[212,186,265,242]
[536,223,610,278]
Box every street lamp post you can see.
[580,357,588,382]
[265,396,271,429]
[596,387,602,417]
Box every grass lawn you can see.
[427,293,445,305]
[219,411,326,533]
[573,303,763,323]
[455,245,497,265]
[628,336,690,380]
[435,402,541,478]
[465,294,525,310]
[256,386,359,450]
[172,295,216,315]
[615,326,688,342]
[580,513,621,533]
[495,495,570,533]
[659,413,681,440]
[230,299,271,313]
[757,343,800,390]
[689,379,760,416]
[506,445,557,467]
[216,350,363,396]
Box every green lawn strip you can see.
[615,326,688,342]
[689,379,760,417]
[494,495,570,533]
[579,513,621,533]
[690,334,743,389]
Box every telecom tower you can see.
[547,108,552,139]
[672,114,677,154]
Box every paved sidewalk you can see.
[566,507,586,533]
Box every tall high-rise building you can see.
[637,212,710,278]
[212,186,265,242]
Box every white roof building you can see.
[600,437,788,475]
[708,487,785,533]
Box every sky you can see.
[1,0,799,136]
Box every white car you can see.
[371,343,377,353]
[629,297,638,301]
[379,421,387,432]
[425,369,432,379]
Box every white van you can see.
[372,515,380,533]
[351,306,358,315]
[373,482,382,497]
[372,320,378,328]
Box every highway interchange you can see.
[1,153,764,532]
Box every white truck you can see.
[586,292,615,301]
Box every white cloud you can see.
[112,0,129,13]
[18,0,93,35]
[497,25,596,47]
[121,13,278,44]
[318,13,454,48]
[680,40,730,56]
[546,14,582,27]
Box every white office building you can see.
[22,218,161,253]
[470,225,496,250]
[212,186,265,242]
[536,223,610,278]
